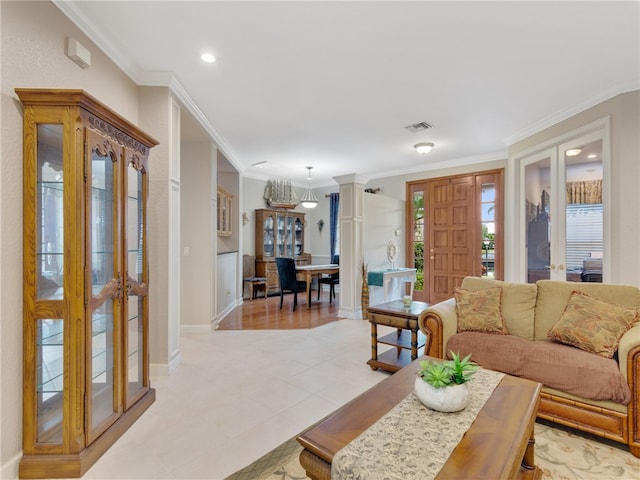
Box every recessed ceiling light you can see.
[566,148,582,156]
[201,53,216,63]
[588,154,597,159]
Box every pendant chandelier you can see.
[300,166,318,209]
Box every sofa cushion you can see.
[461,277,537,340]
[547,291,638,358]
[454,287,507,334]
[446,332,632,404]
[534,280,640,340]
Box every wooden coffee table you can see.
[297,357,542,480]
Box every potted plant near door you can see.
[415,352,479,412]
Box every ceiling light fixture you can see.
[300,166,318,209]
[566,148,582,157]
[201,53,216,63]
[414,142,435,154]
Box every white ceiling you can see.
[55,1,639,187]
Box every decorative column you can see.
[334,174,369,319]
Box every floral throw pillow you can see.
[547,291,639,358]
[454,287,507,335]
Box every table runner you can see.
[331,368,505,480]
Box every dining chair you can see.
[275,257,306,311]
[242,254,267,300]
[317,254,339,303]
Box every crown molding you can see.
[503,82,639,146]
[52,0,243,174]
[366,150,507,181]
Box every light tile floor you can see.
[82,319,394,479]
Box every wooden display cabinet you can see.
[254,208,307,294]
[17,89,157,478]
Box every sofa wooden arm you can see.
[622,325,640,456]
[418,298,457,359]
[620,324,640,382]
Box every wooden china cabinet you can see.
[255,208,308,294]
[17,89,158,478]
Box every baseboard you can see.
[180,324,214,334]
[1,451,21,480]
[150,350,182,376]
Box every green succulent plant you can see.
[417,351,479,388]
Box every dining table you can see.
[295,263,339,308]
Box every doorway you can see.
[407,169,504,304]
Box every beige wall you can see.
[0,1,141,475]
[0,2,177,476]
[181,142,215,329]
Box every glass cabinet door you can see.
[276,214,286,257]
[35,124,65,444]
[86,131,120,442]
[124,151,148,407]
[294,217,303,256]
[262,213,275,257]
[284,216,293,256]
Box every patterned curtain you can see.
[329,193,340,262]
[566,180,602,204]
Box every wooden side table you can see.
[366,300,429,373]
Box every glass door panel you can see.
[294,218,303,256]
[35,124,65,444]
[524,153,552,283]
[36,318,64,443]
[125,161,146,404]
[562,139,604,282]
[276,214,286,257]
[519,124,607,284]
[285,216,293,256]
[263,213,274,257]
[36,124,64,300]
[87,133,119,440]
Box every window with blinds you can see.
[565,204,603,270]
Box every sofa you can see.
[418,276,640,457]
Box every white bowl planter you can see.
[414,377,470,412]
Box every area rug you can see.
[225,420,640,480]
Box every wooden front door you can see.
[407,169,504,304]
[429,176,476,303]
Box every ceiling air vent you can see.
[404,121,432,133]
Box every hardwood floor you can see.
[216,290,342,329]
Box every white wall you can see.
[363,193,406,304]
[363,192,406,272]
